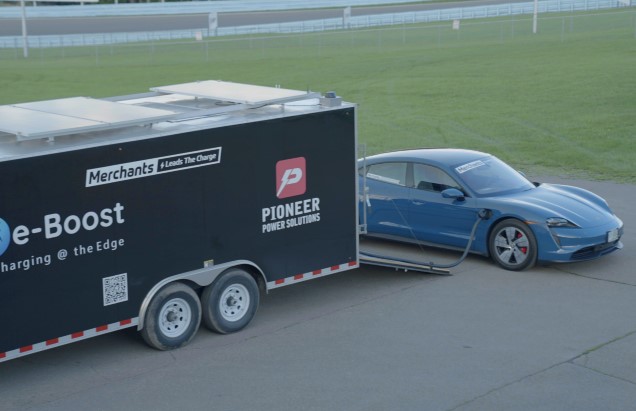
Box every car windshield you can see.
[453,156,534,197]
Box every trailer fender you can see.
[137,260,265,331]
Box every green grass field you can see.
[1,9,635,182]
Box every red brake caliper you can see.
[516,231,528,254]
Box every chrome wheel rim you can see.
[219,283,250,322]
[159,297,192,338]
[494,226,530,266]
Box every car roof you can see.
[361,148,490,168]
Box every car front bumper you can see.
[535,221,624,263]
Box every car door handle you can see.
[412,201,425,206]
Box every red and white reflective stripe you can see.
[0,317,139,363]
[267,261,358,290]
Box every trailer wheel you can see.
[141,282,201,351]
[202,269,259,334]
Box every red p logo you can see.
[276,157,306,199]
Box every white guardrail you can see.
[3,0,426,17]
[0,0,633,48]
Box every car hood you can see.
[494,183,617,227]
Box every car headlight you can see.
[546,217,579,228]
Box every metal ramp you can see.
[359,237,451,275]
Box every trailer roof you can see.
[0,81,320,142]
[0,81,344,161]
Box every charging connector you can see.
[426,208,492,270]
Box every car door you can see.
[360,161,412,238]
[408,163,481,248]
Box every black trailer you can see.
[0,81,360,361]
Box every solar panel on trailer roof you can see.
[0,97,177,140]
[150,80,319,106]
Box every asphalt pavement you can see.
[0,175,634,411]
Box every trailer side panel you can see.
[0,107,357,355]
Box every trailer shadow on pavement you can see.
[1,177,635,411]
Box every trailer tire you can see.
[202,269,259,334]
[141,282,201,351]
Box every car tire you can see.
[489,219,537,271]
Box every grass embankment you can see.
[1,10,634,181]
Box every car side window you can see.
[413,164,461,193]
[364,162,407,186]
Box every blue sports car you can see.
[359,148,624,271]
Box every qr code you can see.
[103,273,128,306]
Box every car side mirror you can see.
[442,188,465,201]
